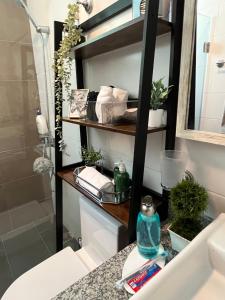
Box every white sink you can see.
[131,213,225,300]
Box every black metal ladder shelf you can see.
[54,0,185,251]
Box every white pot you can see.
[168,225,190,252]
[148,109,165,128]
[162,110,167,126]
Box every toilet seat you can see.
[2,247,90,300]
[2,195,124,300]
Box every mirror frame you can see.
[176,0,225,146]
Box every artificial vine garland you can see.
[54,4,81,150]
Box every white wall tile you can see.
[198,0,221,16]
[62,122,81,166]
[143,167,162,194]
[200,117,221,133]
[197,8,225,134]
[177,138,225,197]
[84,42,142,97]
[84,34,171,97]
[145,132,164,171]
[201,92,225,119]
[88,128,110,152]
[107,132,134,157]
[206,191,225,218]
[218,0,225,17]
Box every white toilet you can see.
[2,196,127,300]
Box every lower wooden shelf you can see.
[57,168,130,227]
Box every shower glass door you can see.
[0,0,55,296]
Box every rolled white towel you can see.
[77,167,114,198]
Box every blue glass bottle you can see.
[137,196,160,259]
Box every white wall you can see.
[27,0,225,224]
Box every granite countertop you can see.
[53,225,177,300]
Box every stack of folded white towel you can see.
[77,166,114,198]
[95,86,129,123]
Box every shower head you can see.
[77,0,93,14]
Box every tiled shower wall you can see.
[0,0,51,214]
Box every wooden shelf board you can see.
[57,168,130,227]
[74,16,172,59]
[62,117,166,136]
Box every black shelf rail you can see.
[128,0,160,242]
[54,0,185,250]
[54,21,64,251]
[73,16,171,59]
[166,0,185,150]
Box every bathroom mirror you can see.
[176,0,225,146]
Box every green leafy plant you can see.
[81,147,103,166]
[150,78,173,110]
[170,176,208,240]
[54,4,81,149]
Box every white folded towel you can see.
[113,88,128,103]
[96,86,129,124]
[96,86,115,123]
[112,88,128,120]
[77,167,114,198]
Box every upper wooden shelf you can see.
[74,16,172,59]
[62,117,166,136]
[57,168,130,227]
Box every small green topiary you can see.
[170,176,208,241]
[81,147,103,166]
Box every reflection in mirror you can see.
[187,0,225,134]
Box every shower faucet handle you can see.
[77,0,93,14]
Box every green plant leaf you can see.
[53,4,81,144]
[81,147,103,165]
[150,78,172,110]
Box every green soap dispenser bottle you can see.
[115,162,129,201]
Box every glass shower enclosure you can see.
[0,0,55,296]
